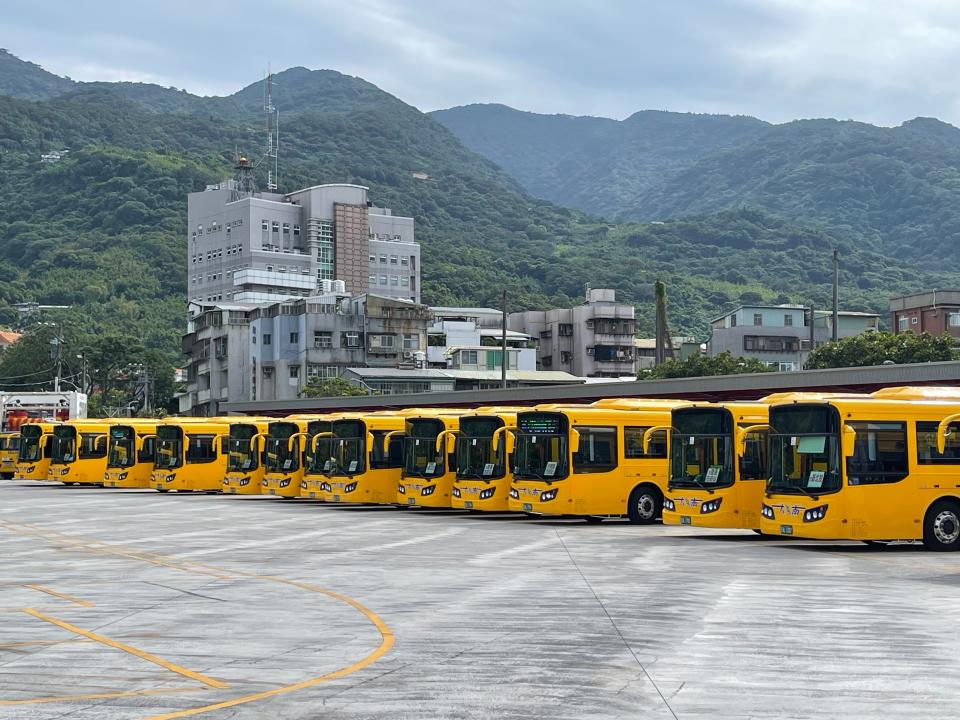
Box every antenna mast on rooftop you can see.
[264,65,279,191]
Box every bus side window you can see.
[624,427,666,459]
[917,421,960,464]
[739,432,768,480]
[138,437,156,464]
[185,435,218,464]
[846,421,907,485]
[573,426,617,474]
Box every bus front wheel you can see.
[924,500,960,551]
[627,485,661,525]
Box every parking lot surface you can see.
[1,481,959,719]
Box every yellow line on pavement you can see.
[22,608,230,690]
[0,686,201,707]
[24,584,94,607]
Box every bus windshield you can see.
[108,427,136,468]
[457,417,504,479]
[226,425,260,472]
[306,421,332,474]
[0,435,18,451]
[768,405,841,495]
[404,419,445,478]
[52,426,78,463]
[670,408,734,490]
[155,426,183,470]
[514,413,568,481]
[330,420,365,476]
[19,425,45,461]
[265,423,300,473]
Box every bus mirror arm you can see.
[288,432,309,453]
[492,426,517,454]
[435,429,457,454]
[382,430,403,454]
[736,424,770,453]
[641,425,673,454]
[135,434,156,453]
[311,431,333,452]
[570,428,581,455]
[937,414,960,454]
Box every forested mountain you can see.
[433,104,960,270]
[0,49,954,375]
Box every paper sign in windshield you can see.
[705,466,722,484]
[483,463,495,476]
[808,470,825,488]
[544,461,557,476]
[425,462,437,474]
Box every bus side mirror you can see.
[367,432,376,455]
[841,425,857,458]
[135,436,144,452]
[570,428,581,455]
[446,433,457,454]
[504,430,515,455]
[937,414,960,454]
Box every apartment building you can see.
[508,289,637,377]
[426,307,536,370]
[187,181,420,308]
[708,304,879,371]
[890,289,960,338]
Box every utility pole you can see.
[50,325,62,393]
[501,289,508,389]
[832,249,839,342]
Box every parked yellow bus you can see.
[104,420,159,488]
[451,407,522,512]
[151,418,230,492]
[0,431,19,478]
[399,412,465,508]
[222,418,272,495]
[508,403,681,522]
[301,416,337,499]
[262,416,317,498]
[759,387,960,550]
[323,413,406,504]
[661,402,770,530]
[14,422,57,481]
[48,420,111,485]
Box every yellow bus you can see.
[322,413,406,505]
[399,411,465,508]
[451,407,521,512]
[151,418,230,492]
[661,402,770,530]
[508,403,680,522]
[301,416,337,499]
[0,431,19,478]
[759,386,960,550]
[48,420,111,485]
[14,422,57,481]
[262,416,317,498]
[104,420,159,488]
[222,418,272,495]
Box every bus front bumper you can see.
[103,469,147,489]
[663,490,751,530]
[398,478,452,508]
[263,475,300,497]
[507,481,564,515]
[451,480,511,511]
[222,473,261,495]
[300,476,330,500]
[759,497,843,539]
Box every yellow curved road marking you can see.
[22,608,229,690]
[0,687,201,707]
[24,584,94,607]
[1,519,397,718]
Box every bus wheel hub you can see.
[636,494,655,519]
[934,510,960,544]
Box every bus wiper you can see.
[681,475,714,494]
[767,483,819,500]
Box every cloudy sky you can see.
[4,0,960,125]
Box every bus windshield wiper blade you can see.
[769,482,818,499]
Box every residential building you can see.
[426,307,536,370]
[708,304,880,371]
[890,290,960,338]
[634,337,702,370]
[340,368,583,395]
[0,329,22,352]
[187,180,420,309]
[180,293,433,414]
[508,289,637,377]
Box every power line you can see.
[0,366,56,380]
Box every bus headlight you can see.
[239,477,250,486]
[761,504,775,520]
[700,498,723,514]
[479,487,496,500]
[223,478,229,485]
[279,478,290,488]
[262,479,268,487]
[509,487,520,500]
[344,482,357,493]
[452,486,461,498]
[300,480,307,490]
[320,482,332,492]
[398,483,406,494]
[540,488,558,502]
[165,474,176,483]
[663,497,675,512]
[803,505,828,523]
[421,484,436,496]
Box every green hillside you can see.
[0,51,955,380]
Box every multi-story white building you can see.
[187,179,420,309]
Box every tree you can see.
[804,331,956,369]
[299,376,368,398]
[639,351,775,379]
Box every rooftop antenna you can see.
[232,149,256,199]
[264,64,279,191]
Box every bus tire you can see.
[923,499,960,551]
[627,484,661,525]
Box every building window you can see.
[262,366,272,377]
[369,254,376,262]
[290,332,299,344]
[314,331,332,348]
[263,334,272,346]
[898,316,909,331]
[390,255,398,264]
[461,350,478,364]
[293,225,300,238]
[778,362,796,371]
[558,323,573,336]
[380,275,388,285]
[390,275,399,286]
[784,314,793,327]
[911,317,918,325]
[401,256,409,266]
[344,332,360,348]
[400,277,409,287]
[379,255,387,263]
[949,313,960,328]
[369,275,377,284]
[403,334,420,350]
[730,315,737,327]
[289,365,300,379]
[753,313,763,326]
